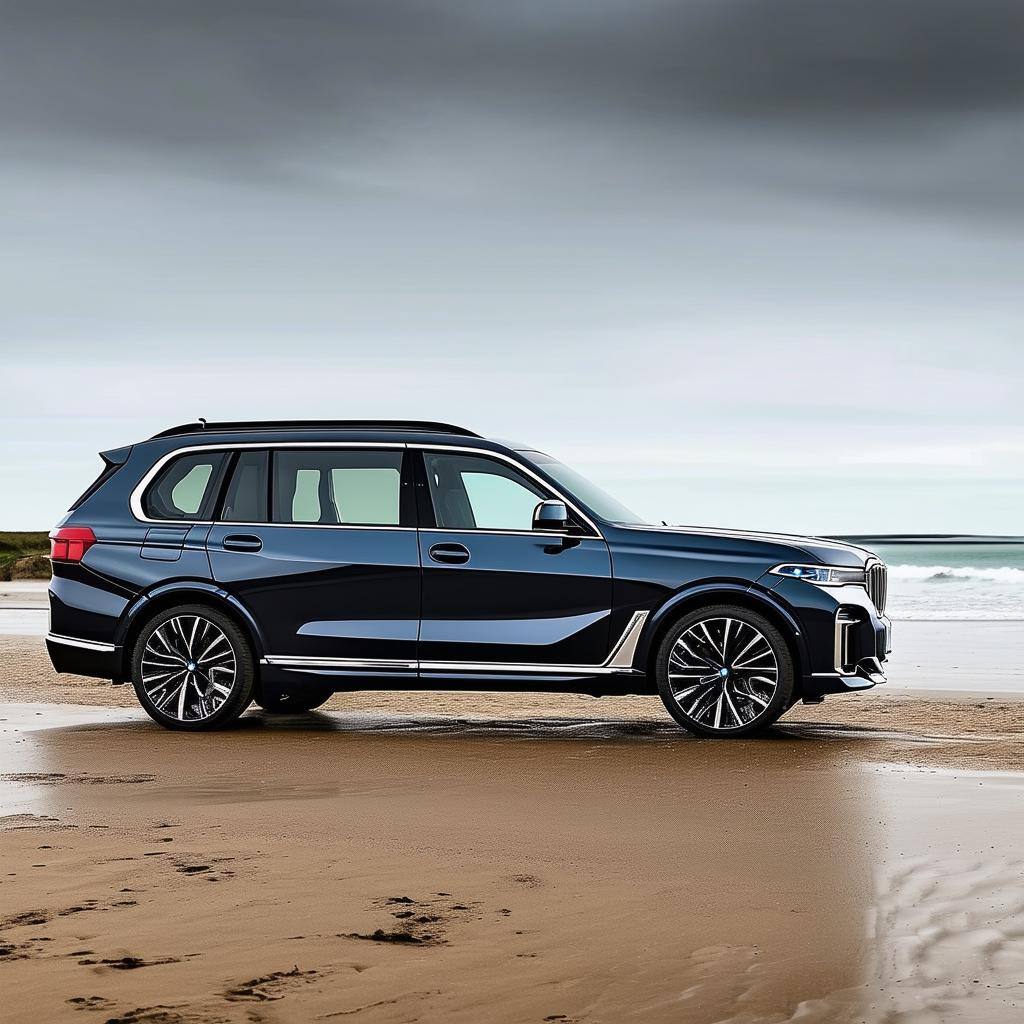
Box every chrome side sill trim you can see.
[262,656,417,671]
[260,655,639,676]
[420,662,639,675]
[46,633,117,653]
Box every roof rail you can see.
[149,420,480,440]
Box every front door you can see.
[207,446,420,670]
[414,449,613,672]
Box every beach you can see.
[1,575,1023,1022]
[2,696,1023,1024]
[4,0,1020,1018]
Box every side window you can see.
[423,452,549,531]
[273,450,403,526]
[220,451,269,522]
[143,452,229,521]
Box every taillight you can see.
[49,527,97,563]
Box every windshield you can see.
[522,452,648,526]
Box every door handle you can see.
[428,542,470,565]
[222,534,263,552]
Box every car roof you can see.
[151,420,480,439]
[139,421,519,456]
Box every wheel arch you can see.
[636,583,808,693]
[113,581,266,682]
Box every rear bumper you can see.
[47,568,132,680]
[46,633,122,680]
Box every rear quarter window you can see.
[142,452,230,521]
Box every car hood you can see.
[613,524,875,568]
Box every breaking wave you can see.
[886,563,1024,619]
[889,564,1024,584]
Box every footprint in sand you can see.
[67,995,114,1011]
[223,966,317,1001]
[77,955,183,970]
[343,894,483,947]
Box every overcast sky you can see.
[2,1,1022,533]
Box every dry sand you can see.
[1,635,1022,1024]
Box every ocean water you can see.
[865,543,1024,621]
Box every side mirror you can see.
[532,499,569,532]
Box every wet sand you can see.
[2,621,1024,1022]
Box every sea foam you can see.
[889,564,1024,583]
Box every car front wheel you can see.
[131,604,255,731]
[655,604,794,737]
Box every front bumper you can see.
[765,576,891,702]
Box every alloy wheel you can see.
[140,614,237,722]
[667,616,779,731]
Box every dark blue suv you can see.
[46,420,891,735]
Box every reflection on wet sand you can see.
[1,704,884,1023]
[2,703,1022,1022]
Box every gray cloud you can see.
[6,2,1023,144]
[1,1,1022,530]
[3,0,1021,232]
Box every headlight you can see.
[770,564,866,586]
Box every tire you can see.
[255,686,334,713]
[131,604,255,731]
[655,604,794,737]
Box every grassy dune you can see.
[0,531,50,580]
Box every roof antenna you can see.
[198,417,207,430]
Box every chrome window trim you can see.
[421,526,594,541]
[212,522,587,539]
[130,440,603,538]
[130,441,407,525]
[46,632,117,653]
[214,521,416,533]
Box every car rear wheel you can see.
[655,604,794,737]
[255,686,334,713]
[131,604,255,731]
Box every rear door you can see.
[207,446,420,671]
[414,448,613,671]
